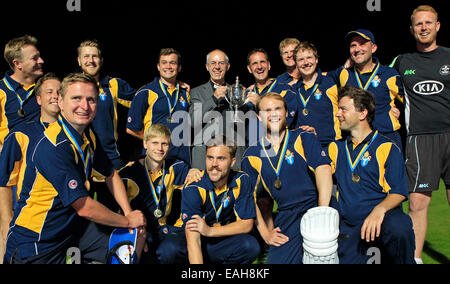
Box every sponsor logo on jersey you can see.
[413,80,444,95]
[404,69,416,75]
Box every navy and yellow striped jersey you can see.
[126,77,190,163]
[327,131,408,225]
[0,71,40,145]
[6,115,113,259]
[327,58,404,133]
[242,129,330,212]
[292,70,341,147]
[0,119,48,202]
[91,76,135,170]
[181,170,256,227]
[118,158,190,230]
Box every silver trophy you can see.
[226,76,247,123]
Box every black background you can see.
[1,0,448,159]
[1,0,448,89]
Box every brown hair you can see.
[205,135,237,158]
[35,73,60,97]
[338,86,376,124]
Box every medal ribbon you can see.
[298,83,319,108]
[3,77,34,111]
[144,157,166,209]
[159,80,179,117]
[209,186,231,223]
[354,61,380,90]
[261,130,290,180]
[254,79,277,95]
[58,116,91,179]
[345,131,378,173]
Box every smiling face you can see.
[349,36,377,67]
[16,44,44,80]
[78,46,103,78]
[144,135,170,164]
[206,50,230,85]
[157,53,181,84]
[295,48,318,78]
[205,145,235,187]
[411,10,440,50]
[257,95,288,135]
[247,51,271,83]
[36,79,61,120]
[281,43,298,69]
[58,81,98,134]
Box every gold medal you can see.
[213,222,221,227]
[302,108,309,116]
[166,116,172,123]
[274,178,282,190]
[352,174,361,183]
[17,108,25,118]
[154,209,163,218]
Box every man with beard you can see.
[0,35,44,149]
[241,93,333,264]
[391,5,450,264]
[77,39,136,171]
[182,135,260,264]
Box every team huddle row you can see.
[0,5,448,264]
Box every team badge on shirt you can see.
[371,76,381,88]
[314,89,322,100]
[360,152,372,167]
[180,97,187,108]
[222,196,231,208]
[285,150,294,165]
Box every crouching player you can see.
[182,135,260,264]
[117,124,202,263]
[327,86,415,264]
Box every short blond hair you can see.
[59,73,99,99]
[279,38,300,55]
[411,5,438,24]
[77,39,102,58]
[144,124,172,143]
[4,35,38,70]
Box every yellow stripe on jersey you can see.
[339,69,350,87]
[327,142,339,174]
[15,171,58,234]
[294,134,315,172]
[0,90,8,144]
[326,85,342,140]
[376,143,393,193]
[143,90,159,132]
[386,76,402,131]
